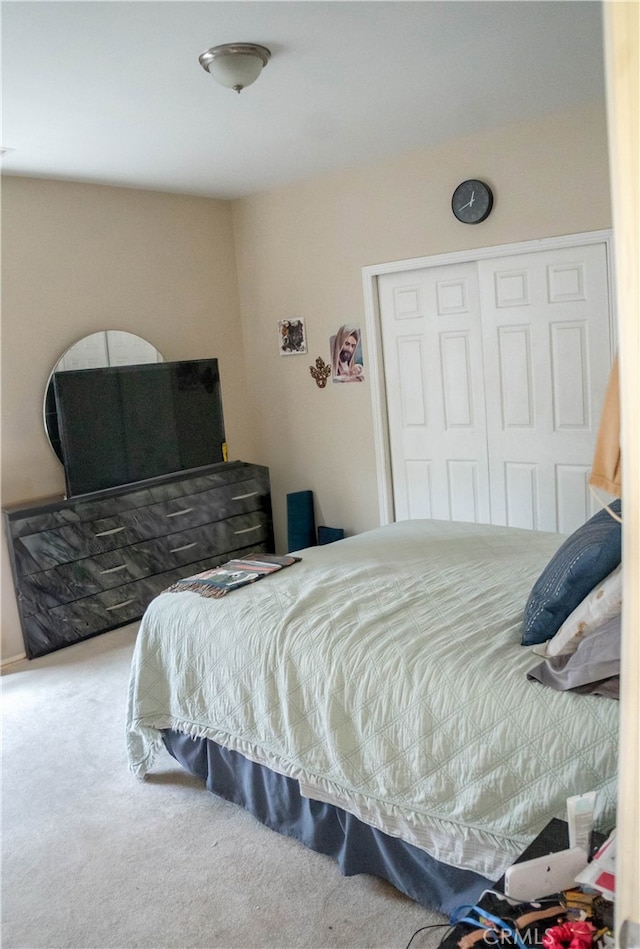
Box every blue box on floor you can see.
[318,526,344,545]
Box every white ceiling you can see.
[1,1,605,200]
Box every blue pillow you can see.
[522,500,622,646]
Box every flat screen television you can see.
[53,358,227,498]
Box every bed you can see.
[126,516,620,914]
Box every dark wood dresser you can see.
[3,461,273,658]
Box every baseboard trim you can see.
[1,652,27,668]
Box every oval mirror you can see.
[44,330,165,462]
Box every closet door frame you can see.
[362,229,616,525]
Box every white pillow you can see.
[532,564,622,659]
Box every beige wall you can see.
[232,101,612,550]
[1,178,255,660]
[1,100,611,660]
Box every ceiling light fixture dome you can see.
[199,43,271,94]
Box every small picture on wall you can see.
[330,325,365,383]
[278,319,307,355]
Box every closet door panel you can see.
[479,242,612,533]
[378,263,490,523]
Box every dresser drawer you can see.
[20,540,271,659]
[20,566,197,658]
[10,476,270,577]
[6,463,268,538]
[11,518,150,576]
[15,511,272,615]
[137,475,269,537]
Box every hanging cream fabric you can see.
[589,354,622,499]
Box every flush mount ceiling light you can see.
[199,43,271,94]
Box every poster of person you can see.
[278,319,307,355]
[330,325,365,382]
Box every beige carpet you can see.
[1,625,451,949]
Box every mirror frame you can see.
[44,330,165,462]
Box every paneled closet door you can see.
[478,242,612,533]
[377,262,491,523]
[377,240,612,532]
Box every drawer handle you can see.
[169,542,198,553]
[166,508,194,518]
[106,598,135,611]
[100,564,128,575]
[232,491,258,500]
[95,526,126,537]
[234,524,262,535]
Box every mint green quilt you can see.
[126,519,618,878]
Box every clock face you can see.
[451,179,494,224]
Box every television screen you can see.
[53,358,226,497]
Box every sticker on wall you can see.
[309,357,331,388]
[278,319,307,355]
[330,325,364,383]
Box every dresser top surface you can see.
[2,460,262,518]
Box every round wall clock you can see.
[451,179,494,224]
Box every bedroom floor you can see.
[1,624,451,949]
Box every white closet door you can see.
[377,262,490,523]
[377,239,612,532]
[478,242,613,533]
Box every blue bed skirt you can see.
[162,729,490,915]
